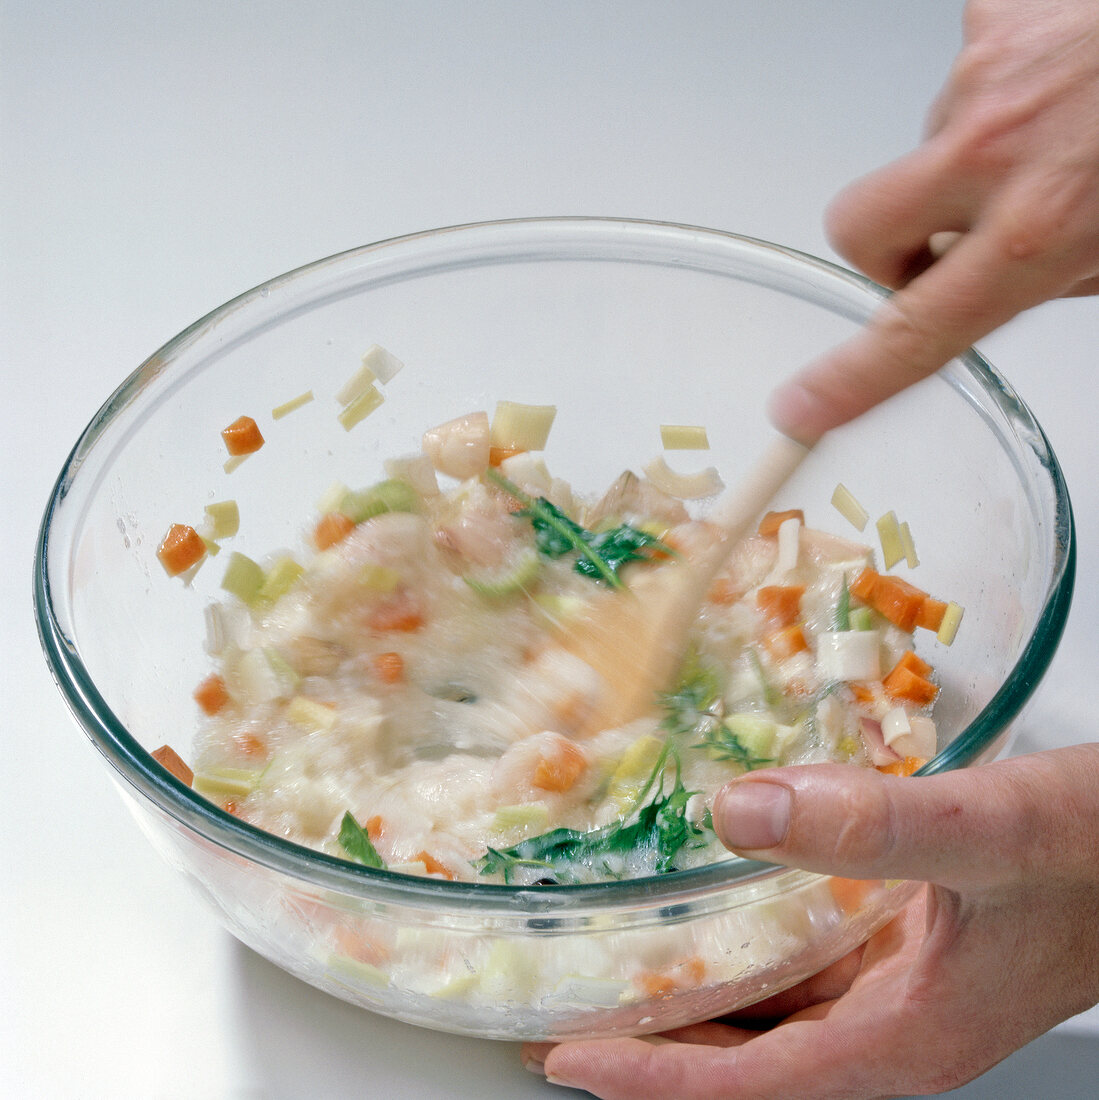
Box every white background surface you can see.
[3,3,1098,1097]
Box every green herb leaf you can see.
[661,649,774,770]
[486,469,670,587]
[474,744,709,884]
[338,811,386,869]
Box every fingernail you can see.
[715,781,791,850]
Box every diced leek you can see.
[899,521,919,568]
[361,343,404,385]
[464,547,541,598]
[204,500,240,539]
[876,511,905,569]
[660,424,710,450]
[937,601,964,645]
[223,454,249,474]
[776,515,801,572]
[337,384,384,431]
[258,555,304,602]
[849,606,876,631]
[358,563,401,592]
[724,714,778,761]
[193,766,261,798]
[271,390,314,419]
[338,478,420,523]
[816,630,882,682]
[493,802,551,831]
[489,400,557,451]
[200,536,221,557]
[230,646,299,704]
[882,708,937,757]
[286,695,339,732]
[831,483,868,531]
[642,456,724,500]
[430,973,480,1000]
[221,551,265,604]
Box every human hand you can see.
[770,0,1099,443]
[522,745,1099,1098]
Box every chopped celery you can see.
[258,555,304,602]
[338,478,419,523]
[876,511,905,570]
[659,424,710,450]
[899,520,919,568]
[271,390,314,420]
[831,483,868,531]
[720,714,777,762]
[493,803,551,831]
[221,551,265,604]
[204,500,240,539]
[937,601,964,645]
[489,400,557,450]
[286,695,338,732]
[337,384,384,431]
[200,536,221,557]
[193,766,262,798]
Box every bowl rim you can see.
[33,215,1076,912]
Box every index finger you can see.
[767,217,1079,441]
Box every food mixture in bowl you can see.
[155,360,961,888]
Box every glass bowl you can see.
[34,218,1074,1041]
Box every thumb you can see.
[711,748,1099,891]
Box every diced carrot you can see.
[193,673,230,715]
[156,523,207,576]
[221,415,265,456]
[532,737,587,793]
[332,924,390,965]
[488,445,525,467]
[829,876,876,915]
[636,971,677,998]
[708,576,743,606]
[757,509,805,537]
[365,815,384,842]
[151,744,194,787]
[849,682,877,705]
[756,584,805,628]
[893,649,933,678]
[224,800,241,816]
[882,663,939,705]
[868,574,927,632]
[762,623,809,660]
[849,567,879,603]
[232,731,268,759]
[916,596,948,632]
[314,511,356,550]
[373,651,405,684]
[681,956,707,984]
[415,850,456,879]
[366,592,425,633]
[878,756,926,777]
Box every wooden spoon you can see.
[559,433,813,734]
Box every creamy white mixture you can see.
[192,422,938,887]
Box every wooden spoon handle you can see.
[707,434,812,538]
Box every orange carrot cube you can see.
[151,744,194,787]
[757,509,805,537]
[193,673,230,715]
[221,415,265,456]
[314,511,355,550]
[156,523,207,576]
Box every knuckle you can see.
[826,774,897,870]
